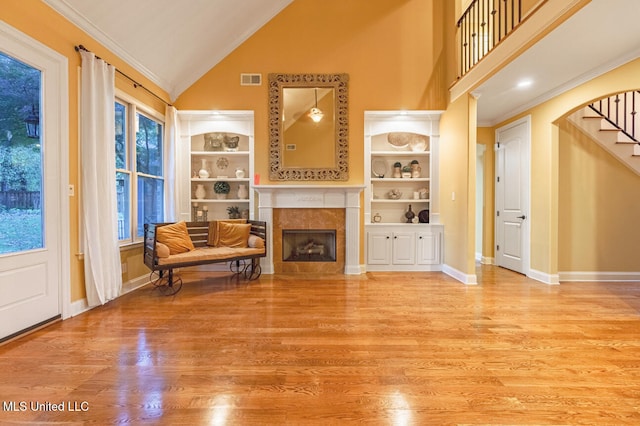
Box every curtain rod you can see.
[74,45,172,107]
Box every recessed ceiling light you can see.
[517,79,533,89]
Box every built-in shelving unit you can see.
[177,111,254,222]
[364,111,444,271]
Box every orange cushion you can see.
[207,219,247,246]
[156,221,195,254]
[215,222,251,248]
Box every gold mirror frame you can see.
[268,73,349,181]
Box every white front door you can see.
[495,117,530,274]
[0,23,68,341]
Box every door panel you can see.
[495,118,529,274]
[367,232,391,265]
[392,232,415,264]
[0,34,62,340]
[417,232,440,265]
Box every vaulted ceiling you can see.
[43,0,640,124]
[43,0,293,101]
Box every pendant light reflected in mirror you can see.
[308,88,324,123]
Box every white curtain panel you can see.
[80,50,122,306]
[164,105,178,221]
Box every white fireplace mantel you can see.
[253,185,365,275]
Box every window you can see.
[0,51,43,255]
[115,96,164,242]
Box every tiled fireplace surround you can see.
[253,185,364,274]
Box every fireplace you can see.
[253,185,365,274]
[283,229,337,262]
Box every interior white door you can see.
[0,26,65,341]
[495,117,530,274]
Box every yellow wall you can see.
[439,94,477,277]
[476,127,495,259]
[2,0,170,302]
[492,57,640,276]
[175,0,449,186]
[558,119,640,271]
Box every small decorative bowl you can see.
[387,189,402,200]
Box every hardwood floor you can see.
[1,265,639,425]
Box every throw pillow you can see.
[216,222,251,248]
[248,234,265,249]
[207,219,247,246]
[155,242,171,258]
[156,221,195,254]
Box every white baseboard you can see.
[69,274,151,317]
[559,271,640,282]
[528,268,560,285]
[481,256,494,265]
[443,264,478,285]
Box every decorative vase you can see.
[195,184,206,200]
[393,166,402,178]
[237,184,248,199]
[198,159,209,178]
[405,204,415,223]
[216,193,227,200]
[235,168,246,179]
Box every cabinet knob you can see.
[386,236,390,239]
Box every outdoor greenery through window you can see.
[0,52,42,255]
[115,98,164,242]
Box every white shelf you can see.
[191,150,250,156]
[371,199,430,203]
[191,178,251,182]
[191,199,250,203]
[372,177,430,182]
[371,150,431,156]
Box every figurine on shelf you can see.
[410,160,421,178]
[223,135,240,151]
[393,162,402,178]
[204,133,224,151]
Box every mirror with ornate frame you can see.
[268,73,349,181]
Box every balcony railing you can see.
[457,0,523,78]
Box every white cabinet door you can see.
[392,232,415,264]
[417,231,441,265]
[367,231,392,265]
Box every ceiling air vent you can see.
[240,73,262,86]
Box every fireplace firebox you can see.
[282,229,337,262]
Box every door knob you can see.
[517,215,526,220]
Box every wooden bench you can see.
[144,220,267,295]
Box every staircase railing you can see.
[457,0,522,78]
[589,91,640,143]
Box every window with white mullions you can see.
[115,97,164,243]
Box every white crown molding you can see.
[43,0,172,95]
